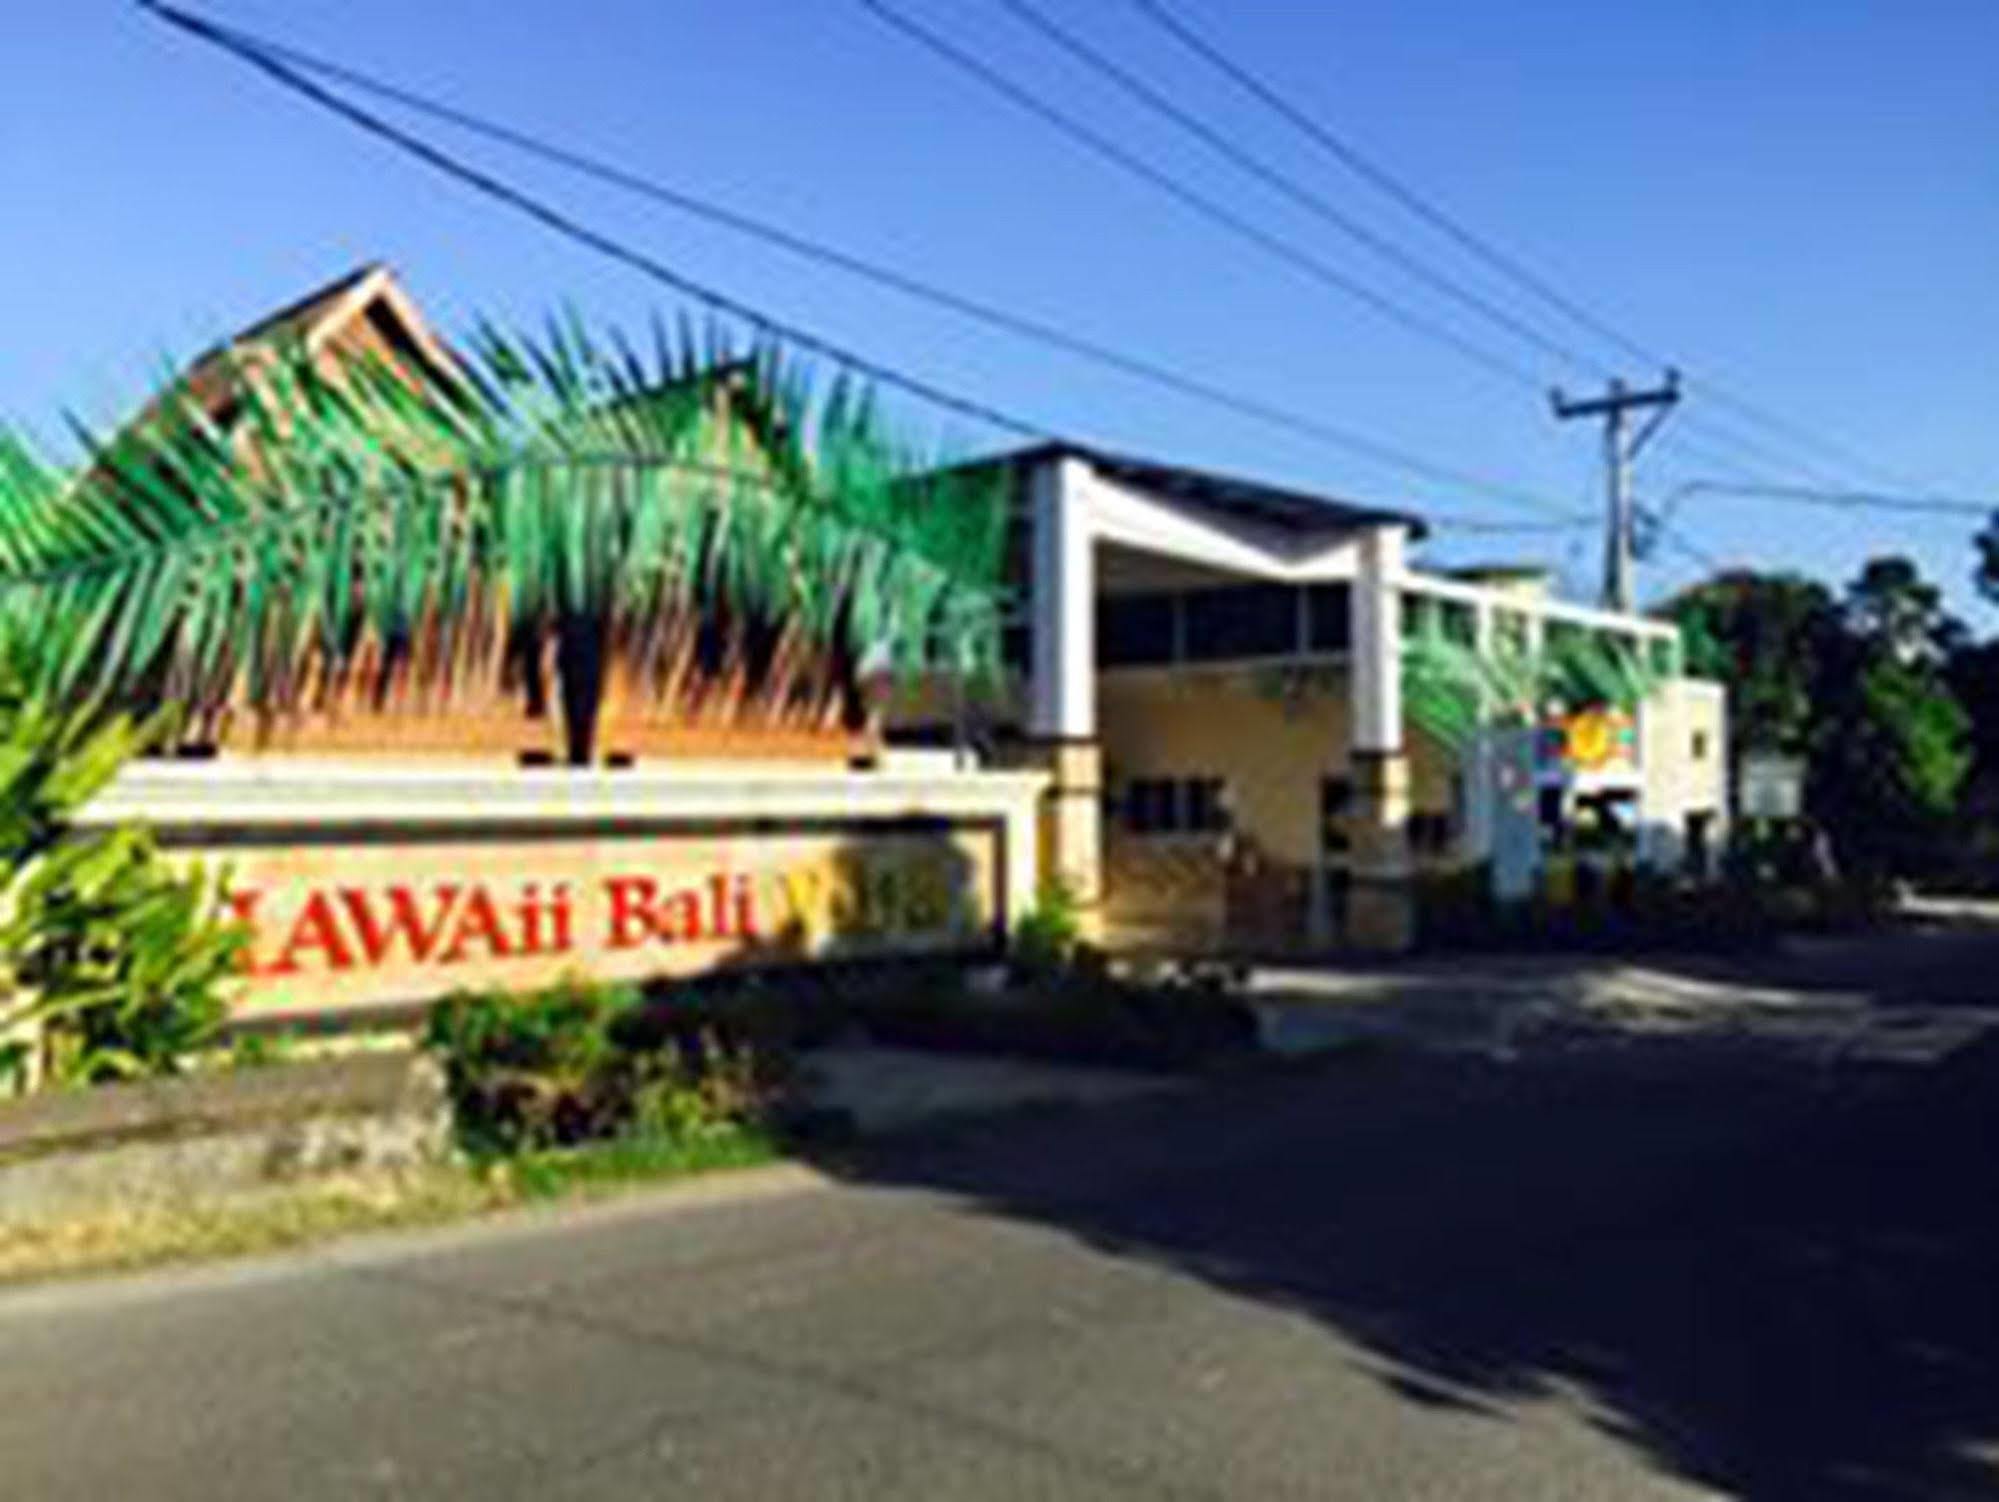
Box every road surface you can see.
[2,937,1996,1499]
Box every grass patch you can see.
[0,1130,780,1289]
[504,1124,778,1202]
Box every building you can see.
[891,445,1728,951]
[20,265,1727,1030]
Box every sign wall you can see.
[177,821,1002,1018]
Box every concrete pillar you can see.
[1346,526,1415,952]
[1464,598,1497,863]
[1026,454,1103,933]
[1029,454,1095,744]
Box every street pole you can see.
[1551,372,1680,611]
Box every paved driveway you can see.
[1,940,1996,1499]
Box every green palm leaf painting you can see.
[0,308,1006,760]
[1402,606,1668,758]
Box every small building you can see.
[890,445,1728,950]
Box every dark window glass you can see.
[1305,583,1351,652]
[1126,778,1179,833]
[1001,623,1030,673]
[1097,593,1175,667]
[1441,601,1478,646]
[1319,776,1352,855]
[1186,777,1228,833]
[1409,811,1456,855]
[1125,776,1228,835]
[1183,584,1297,661]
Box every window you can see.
[1124,776,1229,835]
[1125,778,1178,834]
[1185,777,1227,833]
[1183,585,1298,661]
[1409,811,1456,856]
[1319,775,1352,856]
[1097,593,1176,667]
[1691,730,1709,761]
[1306,584,1351,652]
[1001,623,1030,673]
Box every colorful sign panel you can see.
[173,823,1001,1018]
[1537,707,1638,774]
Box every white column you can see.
[1348,526,1405,752]
[1465,598,1497,861]
[1028,454,1095,739]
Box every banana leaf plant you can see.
[0,315,1008,758]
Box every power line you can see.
[1129,0,1935,496]
[855,0,1552,395]
[868,0,1842,499]
[141,0,1041,442]
[1661,480,1995,521]
[137,0,1589,523]
[994,0,1612,383]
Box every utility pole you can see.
[1550,371,1680,611]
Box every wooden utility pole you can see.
[1551,372,1680,611]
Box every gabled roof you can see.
[156,262,466,432]
[992,441,1429,540]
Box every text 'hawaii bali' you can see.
[223,851,979,978]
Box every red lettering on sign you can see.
[340,885,460,966]
[223,889,265,973]
[270,891,356,974]
[550,883,575,951]
[653,887,699,941]
[606,876,657,948]
[443,886,514,963]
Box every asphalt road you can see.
[3,950,1997,1499]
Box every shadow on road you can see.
[821,1011,1999,1499]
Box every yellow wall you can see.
[1097,665,1458,868]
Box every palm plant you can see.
[0,315,1008,758]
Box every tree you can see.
[1664,558,1974,878]
[1808,558,1972,874]
[1844,555,1957,667]
[1661,570,1835,760]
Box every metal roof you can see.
[994,442,1428,540]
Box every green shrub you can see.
[4,828,248,1085]
[1012,876,1083,977]
[425,977,787,1157]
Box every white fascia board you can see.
[78,760,1052,830]
[1084,467,1369,583]
[1402,568,1678,641]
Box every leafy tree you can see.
[1807,558,1972,874]
[1844,555,1957,666]
[1665,558,1975,878]
[1661,571,1835,759]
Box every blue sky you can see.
[4,1,1994,618]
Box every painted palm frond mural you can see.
[1402,609,1668,758]
[0,270,1006,762]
